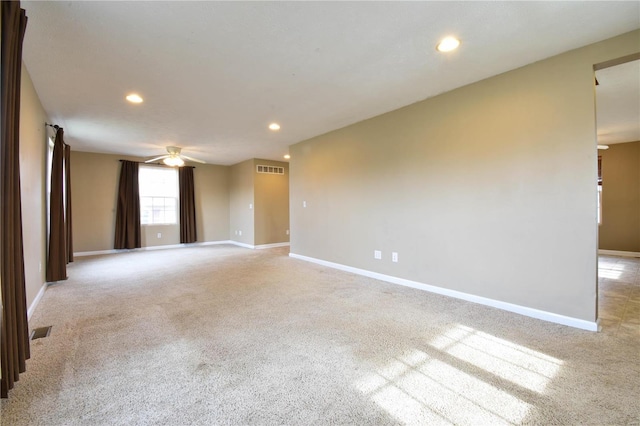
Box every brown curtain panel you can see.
[179,166,197,244]
[46,128,68,282]
[114,161,141,249]
[64,144,73,262]
[1,0,29,398]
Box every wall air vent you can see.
[256,165,285,175]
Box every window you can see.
[597,185,603,225]
[139,166,178,225]
[45,137,54,244]
[598,155,602,225]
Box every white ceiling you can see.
[22,1,640,165]
[595,60,640,145]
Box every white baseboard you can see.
[28,282,47,321]
[228,241,290,250]
[229,241,255,249]
[75,240,291,257]
[74,240,235,257]
[74,248,120,257]
[255,242,290,250]
[196,240,235,247]
[141,241,234,251]
[598,249,640,258]
[289,253,598,332]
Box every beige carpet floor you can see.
[1,245,639,425]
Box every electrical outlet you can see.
[239,230,242,236]
[392,252,398,263]
[234,230,238,235]
[303,201,307,208]
[286,229,289,235]
[249,203,253,209]
[157,233,162,239]
[374,250,382,260]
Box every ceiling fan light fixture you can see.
[163,156,184,167]
[145,146,204,165]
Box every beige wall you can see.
[71,152,121,252]
[254,159,290,246]
[229,159,255,245]
[19,64,49,310]
[71,151,230,252]
[195,163,230,242]
[290,30,640,323]
[599,141,640,252]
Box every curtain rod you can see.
[45,122,62,131]
[119,160,195,169]
[45,122,70,147]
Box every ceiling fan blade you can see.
[180,154,206,164]
[145,154,169,163]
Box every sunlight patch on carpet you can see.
[598,261,629,271]
[356,354,531,424]
[428,324,563,393]
[598,269,624,279]
[355,324,564,424]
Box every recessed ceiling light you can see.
[126,93,143,103]
[269,123,281,131]
[284,154,291,159]
[436,37,460,53]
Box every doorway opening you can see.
[594,55,640,336]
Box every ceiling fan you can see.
[144,146,206,167]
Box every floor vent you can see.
[30,326,52,340]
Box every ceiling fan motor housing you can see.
[166,146,182,155]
